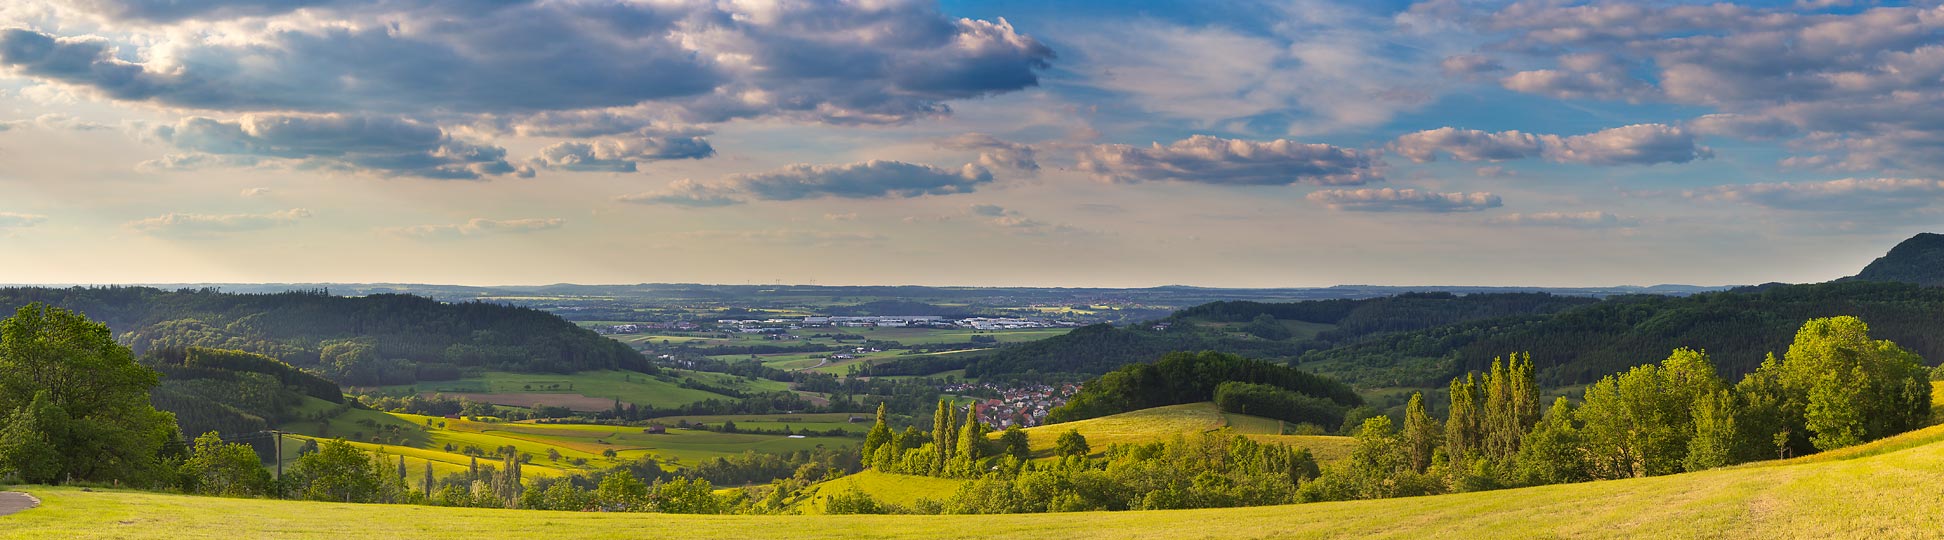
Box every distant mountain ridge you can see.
[1845,232,1944,286]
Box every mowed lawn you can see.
[11,420,1944,539]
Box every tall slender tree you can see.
[1445,373,1482,461]
[1402,392,1441,473]
[863,402,892,459]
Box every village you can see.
[955,381,1083,429]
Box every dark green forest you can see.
[1045,351,1363,425]
[1300,281,1944,388]
[0,287,650,387]
[869,292,1599,379]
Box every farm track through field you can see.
[0,492,38,517]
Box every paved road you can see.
[0,492,38,517]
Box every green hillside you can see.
[0,287,648,387]
[1845,232,1944,286]
[10,419,1944,538]
[1302,281,1944,389]
[872,292,1596,379]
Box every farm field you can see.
[277,406,860,475]
[601,326,1071,349]
[650,413,869,433]
[369,370,787,411]
[12,419,1944,539]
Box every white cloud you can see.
[1079,135,1379,186]
[1307,188,1502,212]
[1685,178,1944,212]
[1394,124,1711,165]
[382,218,566,239]
[126,208,312,236]
[0,212,46,229]
[1488,211,1638,228]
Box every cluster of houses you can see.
[590,321,701,335]
[706,315,1076,332]
[962,382,1083,429]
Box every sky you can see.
[2,0,1943,288]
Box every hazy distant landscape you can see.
[9,0,1944,537]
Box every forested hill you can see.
[1845,232,1944,286]
[867,292,1598,379]
[1299,281,1944,388]
[0,287,648,386]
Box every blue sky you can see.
[2,0,1941,287]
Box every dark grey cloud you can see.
[1462,3,1944,174]
[618,160,993,207]
[1307,188,1502,213]
[731,161,993,201]
[530,137,715,173]
[1393,127,1542,162]
[60,0,344,22]
[4,1,1052,129]
[1394,124,1711,166]
[149,114,526,180]
[1078,135,1380,186]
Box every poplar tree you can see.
[1445,373,1482,461]
[931,400,955,475]
[1483,357,1515,460]
[1402,392,1440,473]
[863,403,892,459]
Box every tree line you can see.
[1300,316,1930,502]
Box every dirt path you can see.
[0,492,40,517]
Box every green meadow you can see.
[11,418,1944,538]
[371,370,790,410]
[1004,402,1353,462]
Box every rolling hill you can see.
[869,292,1598,379]
[1845,232,1944,286]
[9,411,1944,538]
[0,287,648,387]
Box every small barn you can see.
[644,425,667,434]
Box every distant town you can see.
[591,315,1082,335]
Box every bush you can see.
[1212,381,1346,427]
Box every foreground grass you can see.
[8,424,1944,539]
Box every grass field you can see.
[792,470,967,513]
[649,413,869,433]
[1005,403,1351,461]
[11,417,1944,538]
[372,370,777,410]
